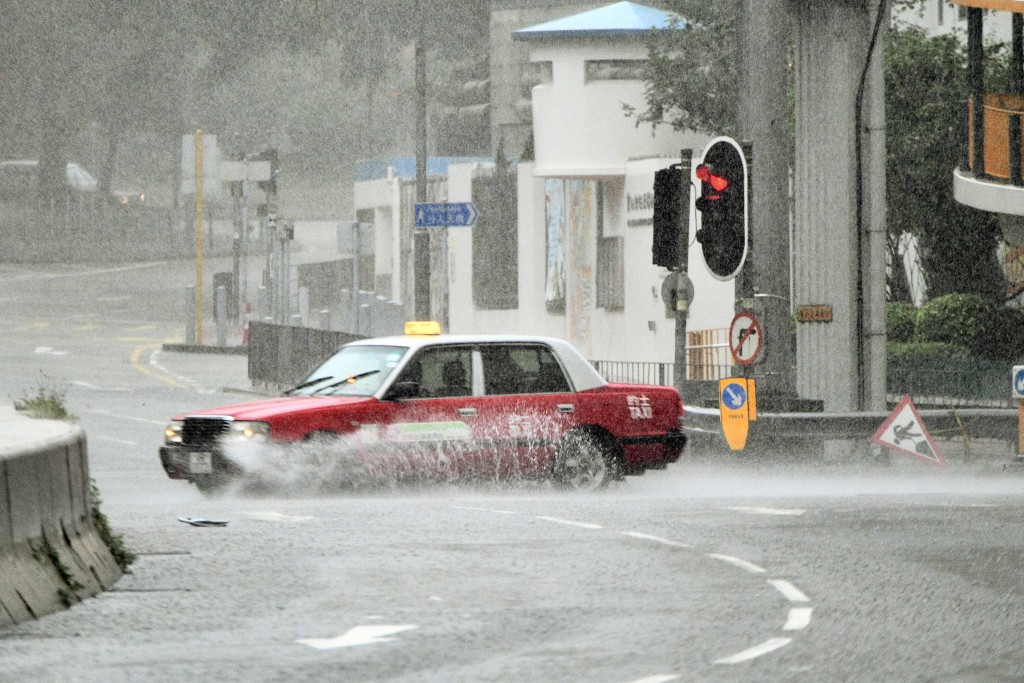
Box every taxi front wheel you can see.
[553,431,622,490]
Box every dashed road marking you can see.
[724,506,805,516]
[619,531,690,548]
[535,515,603,530]
[769,579,810,603]
[706,553,767,575]
[714,637,792,664]
[783,607,813,631]
[450,505,516,514]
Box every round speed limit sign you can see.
[729,311,763,366]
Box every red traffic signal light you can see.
[695,137,748,280]
[695,164,730,198]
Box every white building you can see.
[353,2,733,370]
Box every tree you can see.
[885,24,1005,301]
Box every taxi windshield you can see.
[285,345,409,397]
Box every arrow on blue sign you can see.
[414,202,478,228]
[721,382,747,410]
[1014,367,1024,398]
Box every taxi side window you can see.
[414,347,472,398]
[482,345,569,395]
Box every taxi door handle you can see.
[458,407,477,418]
[556,404,574,414]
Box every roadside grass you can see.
[12,374,75,421]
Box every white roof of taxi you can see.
[345,333,608,391]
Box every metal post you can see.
[240,156,250,320]
[414,0,430,321]
[1010,115,1022,186]
[185,285,196,346]
[969,7,985,176]
[673,149,693,396]
[215,285,227,346]
[194,130,204,345]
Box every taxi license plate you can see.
[189,452,213,474]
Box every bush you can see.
[887,341,971,361]
[886,302,918,343]
[915,293,997,358]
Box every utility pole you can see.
[736,0,797,406]
[414,0,430,321]
[673,149,695,394]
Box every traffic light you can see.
[652,164,684,268]
[695,137,747,280]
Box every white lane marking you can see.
[706,553,766,574]
[34,346,69,356]
[1,262,163,282]
[86,409,166,426]
[627,676,681,683]
[536,516,603,530]
[724,506,805,516]
[71,381,130,392]
[243,511,314,523]
[769,579,810,603]
[714,637,792,664]
[783,607,813,631]
[149,348,208,392]
[296,624,417,650]
[620,531,691,548]
[95,436,138,446]
[451,505,516,514]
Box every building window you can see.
[472,160,519,310]
[585,59,646,82]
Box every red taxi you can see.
[160,323,686,493]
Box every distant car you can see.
[0,160,144,206]
[160,322,687,494]
[0,160,99,200]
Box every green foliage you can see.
[913,293,1022,359]
[627,1,739,136]
[887,340,970,361]
[885,26,1006,300]
[91,480,136,573]
[12,375,75,421]
[886,302,918,343]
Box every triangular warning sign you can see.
[870,395,946,466]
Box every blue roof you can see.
[513,1,684,41]
[354,156,493,182]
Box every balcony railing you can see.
[966,93,1024,183]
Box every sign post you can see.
[1012,366,1024,463]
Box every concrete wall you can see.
[0,408,121,627]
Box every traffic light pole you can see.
[673,150,694,395]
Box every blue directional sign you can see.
[721,381,747,410]
[414,202,478,228]
[1013,365,1024,400]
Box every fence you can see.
[247,321,365,388]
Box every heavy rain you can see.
[1,1,1023,681]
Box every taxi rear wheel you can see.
[553,430,621,490]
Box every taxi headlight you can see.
[226,421,271,442]
[164,420,183,445]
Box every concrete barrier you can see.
[0,406,121,627]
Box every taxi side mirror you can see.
[385,381,420,401]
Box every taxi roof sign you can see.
[404,320,441,336]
